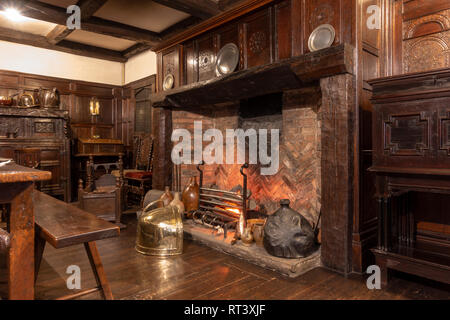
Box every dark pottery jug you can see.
[181,176,199,217]
[263,199,318,259]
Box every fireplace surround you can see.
[151,44,356,274]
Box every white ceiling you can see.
[65,29,137,51]
[0,12,57,36]
[94,0,190,33]
[0,0,200,58]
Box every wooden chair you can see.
[113,134,154,208]
[78,155,124,227]
[34,191,119,300]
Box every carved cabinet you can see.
[368,69,450,286]
[0,107,71,201]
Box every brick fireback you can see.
[171,85,322,226]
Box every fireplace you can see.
[152,44,357,275]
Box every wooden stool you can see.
[33,191,119,300]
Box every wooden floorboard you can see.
[1,215,447,300]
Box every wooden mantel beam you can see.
[152,0,221,20]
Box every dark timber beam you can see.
[0,26,127,62]
[123,16,202,59]
[47,0,108,45]
[1,0,161,45]
[122,43,152,59]
[152,0,221,20]
[159,16,202,39]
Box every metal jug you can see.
[136,200,183,256]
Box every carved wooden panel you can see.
[305,0,340,53]
[34,120,55,134]
[158,46,182,90]
[403,9,450,73]
[184,41,197,85]
[243,8,273,68]
[275,1,292,60]
[197,34,217,82]
[439,111,450,155]
[383,112,430,156]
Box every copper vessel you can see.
[39,87,60,107]
[0,96,13,106]
[182,176,199,217]
[158,186,174,207]
[136,202,183,256]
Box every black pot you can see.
[263,199,318,259]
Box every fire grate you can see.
[191,161,249,239]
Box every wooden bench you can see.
[33,191,120,300]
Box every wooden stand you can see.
[369,69,450,287]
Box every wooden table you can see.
[0,162,51,299]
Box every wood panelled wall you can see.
[353,0,450,273]
[0,69,139,149]
[393,0,450,75]
[156,0,356,91]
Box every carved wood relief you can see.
[34,120,55,133]
[403,10,450,73]
[383,112,430,156]
[439,111,450,155]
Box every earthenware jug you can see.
[158,186,174,207]
[170,192,185,214]
[182,176,199,217]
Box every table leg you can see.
[8,182,35,300]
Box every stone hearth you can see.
[183,220,321,278]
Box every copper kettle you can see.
[39,87,60,107]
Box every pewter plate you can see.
[308,24,336,52]
[163,74,174,91]
[216,43,239,76]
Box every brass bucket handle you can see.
[143,199,164,213]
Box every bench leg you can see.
[34,233,46,283]
[84,242,113,300]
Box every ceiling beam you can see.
[159,16,202,39]
[152,0,221,20]
[0,26,127,62]
[123,16,203,60]
[122,43,152,59]
[46,0,108,44]
[218,0,247,11]
[0,0,162,45]
[47,25,73,45]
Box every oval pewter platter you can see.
[163,74,174,91]
[308,24,336,52]
[216,43,239,76]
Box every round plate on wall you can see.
[216,43,239,76]
[308,24,336,52]
[163,74,174,91]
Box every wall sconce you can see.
[89,97,100,116]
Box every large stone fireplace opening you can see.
[153,45,356,275]
[170,86,323,277]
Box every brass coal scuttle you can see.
[136,200,183,256]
